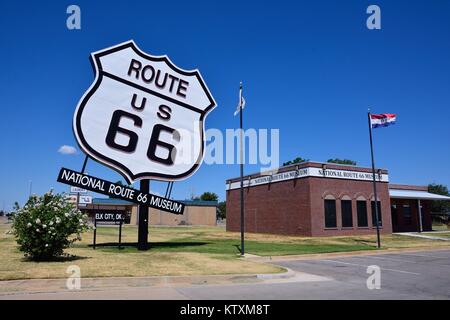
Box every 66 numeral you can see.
[105,109,180,165]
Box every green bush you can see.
[12,191,90,260]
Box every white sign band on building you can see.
[226,167,389,190]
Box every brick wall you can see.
[226,173,393,236]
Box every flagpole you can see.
[239,81,245,256]
[368,111,381,249]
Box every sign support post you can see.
[239,82,245,256]
[138,179,150,250]
[93,219,97,250]
[119,220,123,249]
[367,111,381,249]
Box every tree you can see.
[199,192,219,202]
[283,157,309,166]
[428,183,450,214]
[217,201,226,220]
[327,158,357,166]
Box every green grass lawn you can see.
[1,220,450,280]
[432,223,450,231]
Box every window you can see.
[371,201,383,227]
[357,201,368,227]
[324,199,337,228]
[403,204,412,225]
[391,204,398,226]
[341,200,353,228]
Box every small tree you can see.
[283,157,309,166]
[327,158,357,166]
[428,183,450,214]
[217,201,226,220]
[12,191,90,260]
[199,192,219,202]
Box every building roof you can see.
[226,161,388,183]
[92,198,218,207]
[389,189,450,200]
[180,200,218,207]
[92,198,135,205]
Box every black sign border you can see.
[73,40,216,184]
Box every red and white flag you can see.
[370,113,397,129]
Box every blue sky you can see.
[1,1,449,210]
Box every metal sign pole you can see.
[118,220,123,249]
[368,111,381,249]
[239,82,245,256]
[137,179,150,250]
[93,219,97,250]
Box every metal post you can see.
[239,82,245,256]
[119,221,123,249]
[93,219,97,250]
[417,199,423,233]
[138,179,149,250]
[368,112,381,249]
[81,155,89,173]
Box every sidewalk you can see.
[243,246,450,262]
[394,232,450,241]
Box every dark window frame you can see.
[324,199,337,228]
[357,200,368,227]
[403,204,412,225]
[341,200,353,228]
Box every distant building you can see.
[81,198,217,226]
[226,161,450,236]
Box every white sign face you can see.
[78,195,93,205]
[73,40,216,183]
[226,167,389,190]
[70,186,87,194]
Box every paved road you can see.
[2,249,450,299]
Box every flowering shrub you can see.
[12,191,90,260]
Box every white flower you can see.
[35,218,41,225]
[65,212,69,217]
[49,221,54,226]
[79,219,83,223]
[45,244,49,247]
[36,229,40,232]
[27,223,32,228]
[43,224,47,229]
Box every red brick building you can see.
[226,162,450,236]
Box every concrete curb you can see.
[0,267,295,296]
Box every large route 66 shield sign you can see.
[73,41,216,183]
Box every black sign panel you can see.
[57,168,184,215]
